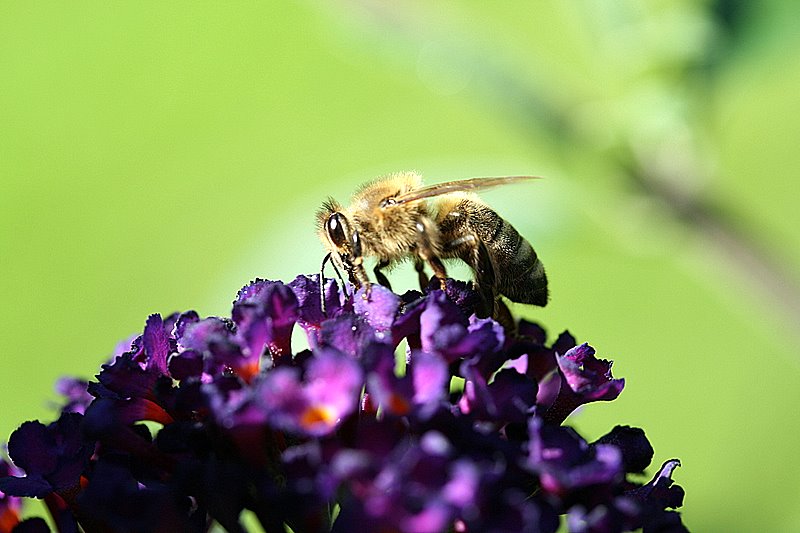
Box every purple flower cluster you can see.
[0,275,687,532]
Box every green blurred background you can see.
[2,2,799,531]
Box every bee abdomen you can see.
[477,209,548,306]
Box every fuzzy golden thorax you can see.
[344,172,437,263]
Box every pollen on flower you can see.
[300,404,337,428]
[236,359,261,382]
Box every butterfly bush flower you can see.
[0,275,688,532]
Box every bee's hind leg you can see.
[373,259,393,291]
[464,238,499,319]
[414,260,429,291]
[472,243,516,333]
[428,256,448,291]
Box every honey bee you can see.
[317,172,548,315]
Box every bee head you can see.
[323,211,362,266]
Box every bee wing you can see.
[392,176,541,204]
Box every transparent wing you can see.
[392,176,542,204]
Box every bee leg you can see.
[350,257,372,300]
[373,259,393,291]
[492,298,517,335]
[330,261,350,300]
[469,242,515,332]
[349,229,373,300]
[320,252,352,315]
[444,232,494,315]
[471,239,498,319]
[429,256,448,291]
[414,221,447,291]
[414,260,428,291]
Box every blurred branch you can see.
[334,0,800,330]
[622,154,800,329]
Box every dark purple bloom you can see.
[332,431,482,533]
[461,489,559,533]
[353,284,401,333]
[0,458,23,533]
[556,343,624,405]
[508,331,625,425]
[54,377,93,415]
[394,290,505,366]
[176,316,242,377]
[458,367,537,425]
[425,277,484,317]
[233,279,299,368]
[8,517,50,533]
[142,313,171,375]
[527,417,623,505]
[0,413,92,499]
[366,344,449,417]
[112,334,138,359]
[82,396,175,456]
[2,274,687,532]
[167,348,205,382]
[420,292,473,359]
[258,348,363,437]
[76,458,202,532]
[566,460,687,533]
[626,459,686,516]
[288,274,344,330]
[93,313,183,404]
[315,313,388,358]
[593,426,654,474]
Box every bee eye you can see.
[326,213,348,248]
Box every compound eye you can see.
[326,213,348,248]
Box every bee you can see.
[317,172,548,316]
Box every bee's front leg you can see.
[347,229,374,300]
[350,256,372,300]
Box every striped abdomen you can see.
[439,199,548,306]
